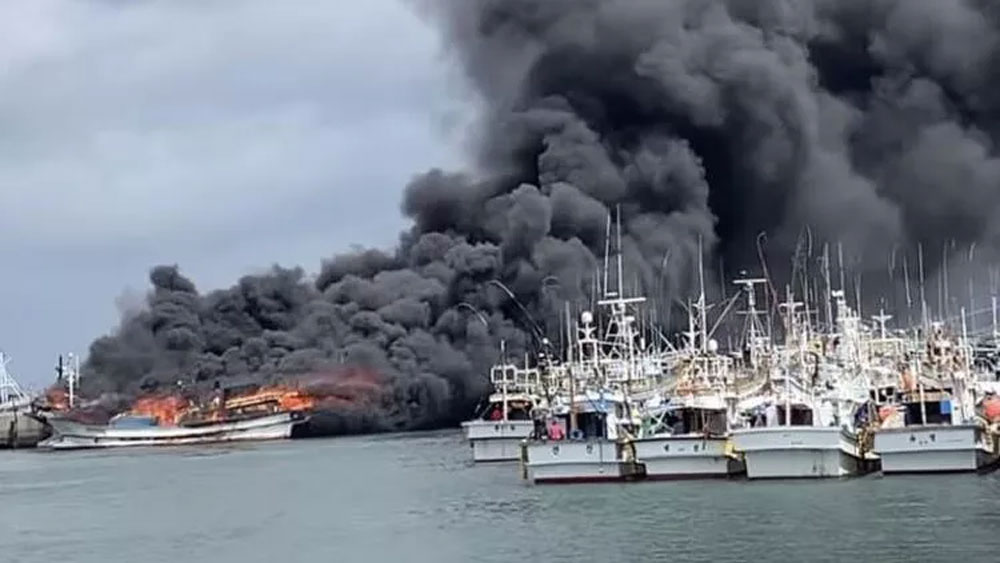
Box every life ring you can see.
[570,428,584,441]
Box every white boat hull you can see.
[633,436,744,479]
[731,426,867,479]
[874,424,1000,474]
[462,419,534,462]
[523,440,644,484]
[37,412,307,450]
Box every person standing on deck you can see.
[530,404,546,439]
[547,418,565,440]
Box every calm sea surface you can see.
[3,430,1000,562]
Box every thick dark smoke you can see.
[84,0,1000,432]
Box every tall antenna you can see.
[733,275,769,368]
[941,243,950,322]
[615,204,624,298]
[854,273,863,318]
[918,243,928,329]
[603,214,611,298]
[993,295,998,340]
[823,244,834,330]
[698,235,708,353]
[968,243,976,333]
[778,285,804,344]
[837,242,846,293]
[565,301,573,364]
[902,252,913,318]
[873,309,892,340]
[719,256,727,301]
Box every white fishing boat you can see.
[0,351,49,448]
[873,322,1000,474]
[634,392,744,480]
[633,270,745,479]
[522,386,644,484]
[522,210,656,484]
[462,353,542,462]
[37,411,308,450]
[732,288,875,479]
[733,391,870,479]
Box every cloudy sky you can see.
[0,0,470,389]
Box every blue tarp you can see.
[941,399,952,414]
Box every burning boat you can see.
[33,381,313,450]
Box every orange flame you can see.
[129,395,191,427]
[223,386,316,412]
[44,386,70,412]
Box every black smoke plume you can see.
[84,0,1000,432]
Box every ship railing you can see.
[489,364,542,393]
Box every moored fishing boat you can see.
[633,284,745,479]
[732,289,875,479]
[522,215,658,484]
[0,351,51,448]
[462,353,543,462]
[522,386,644,484]
[634,393,744,480]
[873,322,1000,474]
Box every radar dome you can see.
[581,311,593,325]
[708,339,719,352]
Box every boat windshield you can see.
[645,407,727,436]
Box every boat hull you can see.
[731,426,868,479]
[37,412,307,450]
[523,439,645,484]
[874,424,1000,474]
[633,436,745,479]
[462,419,534,462]
[0,407,49,448]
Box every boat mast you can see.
[698,236,708,354]
[65,353,80,409]
[902,253,913,326]
[873,310,891,341]
[918,243,928,330]
[733,276,769,369]
[0,352,28,406]
[837,242,846,305]
[603,215,611,301]
[616,206,624,299]
[823,244,834,332]
[942,243,950,323]
[993,295,998,341]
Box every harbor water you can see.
[3,429,1000,563]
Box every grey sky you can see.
[0,1,470,389]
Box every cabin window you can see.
[573,412,606,439]
[671,409,728,435]
[904,401,951,425]
[775,405,813,426]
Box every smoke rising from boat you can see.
[84,0,1000,431]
